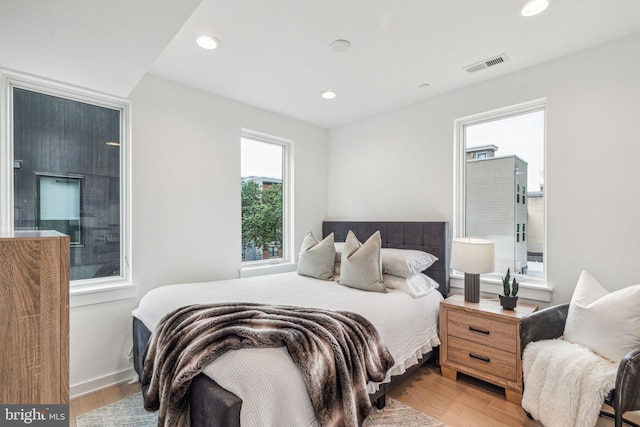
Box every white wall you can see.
[328,33,640,306]
[130,74,328,295]
[69,74,328,395]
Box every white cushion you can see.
[563,270,640,362]
[338,230,385,293]
[296,231,335,280]
[334,242,345,264]
[383,273,439,298]
[380,248,438,278]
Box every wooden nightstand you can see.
[439,294,538,404]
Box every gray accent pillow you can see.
[297,231,336,280]
[338,230,386,292]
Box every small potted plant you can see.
[499,268,519,310]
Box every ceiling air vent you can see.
[464,53,509,73]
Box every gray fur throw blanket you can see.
[142,303,395,427]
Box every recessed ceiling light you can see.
[196,35,221,50]
[329,39,351,53]
[320,90,337,99]
[519,0,550,17]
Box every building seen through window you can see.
[462,108,545,278]
[12,87,124,281]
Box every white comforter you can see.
[133,272,442,427]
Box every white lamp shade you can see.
[451,238,495,274]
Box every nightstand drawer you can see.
[447,310,517,353]
[447,336,517,382]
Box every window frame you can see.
[1,69,133,301]
[240,128,293,270]
[453,98,548,294]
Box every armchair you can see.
[520,304,640,427]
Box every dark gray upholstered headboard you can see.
[322,221,450,298]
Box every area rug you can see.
[76,392,447,426]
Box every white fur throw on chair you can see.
[522,339,617,427]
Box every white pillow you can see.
[334,242,345,265]
[383,273,439,298]
[338,230,385,293]
[563,270,640,362]
[296,231,336,280]
[380,248,438,278]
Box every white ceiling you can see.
[3,1,640,128]
[149,0,640,127]
[0,0,201,96]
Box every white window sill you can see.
[450,273,553,302]
[70,280,138,308]
[240,261,297,278]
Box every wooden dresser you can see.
[0,231,70,404]
[439,294,538,404]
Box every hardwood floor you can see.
[388,360,539,426]
[71,359,639,426]
[388,359,640,427]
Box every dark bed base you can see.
[133,221,449,426]
[133,317,242,427]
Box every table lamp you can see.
[451,237,495,302]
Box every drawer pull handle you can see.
[469,326,490,335]
[469,353,491,363]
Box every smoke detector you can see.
[464,53,509,73]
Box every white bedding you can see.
[133,271,442,427]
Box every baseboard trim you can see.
[70,367,138,399]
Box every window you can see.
[1,70,131,286]
[455,100,545,279]
[240,130,291,264]
[37,174,83,245]
[476,152,488,159]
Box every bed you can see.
[132,221,450,426]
